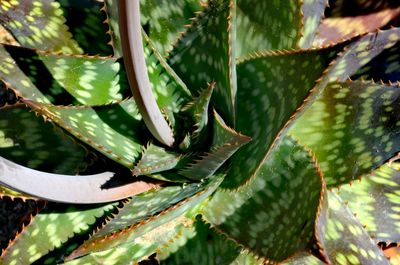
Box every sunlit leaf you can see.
[0,0,82,54]
[290,81,400,186]
[24,99,145,169]
[225,46,341,188]
[168,0,236,125]
[68,175,223,259]
[204,137,324,262]
[337,162,400,243]
[316,191,389,264]
[0,203,115,265]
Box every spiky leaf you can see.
[58,0,113,56]
[0,203,115,265]
[179,111,250,181]
[316,191,389,264]
[140,0,204,56]
[204,137,324,263]
[353,41,400,83]
[132,143,183,176]
[0,105,87,174]
[24,100,144,169]
[337,162,400,243]
[68,175,223,259]
[0,0,82,54]
[290,81,400,186]
[168,0,236,125]
[225,46,341,188]
[161,218,243,265]
[0,45,126,105]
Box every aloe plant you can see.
[0,0,400,264]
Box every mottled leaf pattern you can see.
[161,219,242,265]
[179,111,250,181]
[168,0,236,125]
[353,41,400,83]
[225,46,341,188]
[204,138,324,262]
[58,0,113,56]
[0,203,115,265]
[0,105,87,174]
[25,100,144,169]
[0,45,126,105]
[316,191,389,264]
[68,175,223,259]
[39,53,124,105]
[0,0,82,54]
[1,0,400,263]
[142,33,191,113]
[133,143,182,176]
[182,83,214,136]
[290,81,400,186]
[236,0,302,56]
[140,0,204,56]
[337,162,400,243]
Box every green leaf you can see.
[140,0,205,56]
[168,0,236,126]
[179,111,250,181]
[39,52,124,105]
[290,80,400,186]
[0,0,82,54]
[132,143,183,176]
[0,45,127,105]
[68,175,223,259]
[142,33,191,113]
[0,203,115,265]
[161,218,243,265]
[236,0,302,55]
[0,105,87,174]
[64,217,195,265]
[225,46,341,188]
[316,191,389,264]
[204,137,324,263]
[182,82,214,136]
[24,99,144,169]
[226,28,400,189]
[103,0,121,57]
[353,41,400,83]
[337,162,400,243]
[319,28,400,83]
[57,0,113,56]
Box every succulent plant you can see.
[0,0,400,264]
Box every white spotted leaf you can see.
[290,81,400,186]
[316,191,389,265]
[203,137,324,263]
[168,0,236,126]
[0,0,82,54]
[337,162,400,243]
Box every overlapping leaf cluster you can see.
[0,0,400,264]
